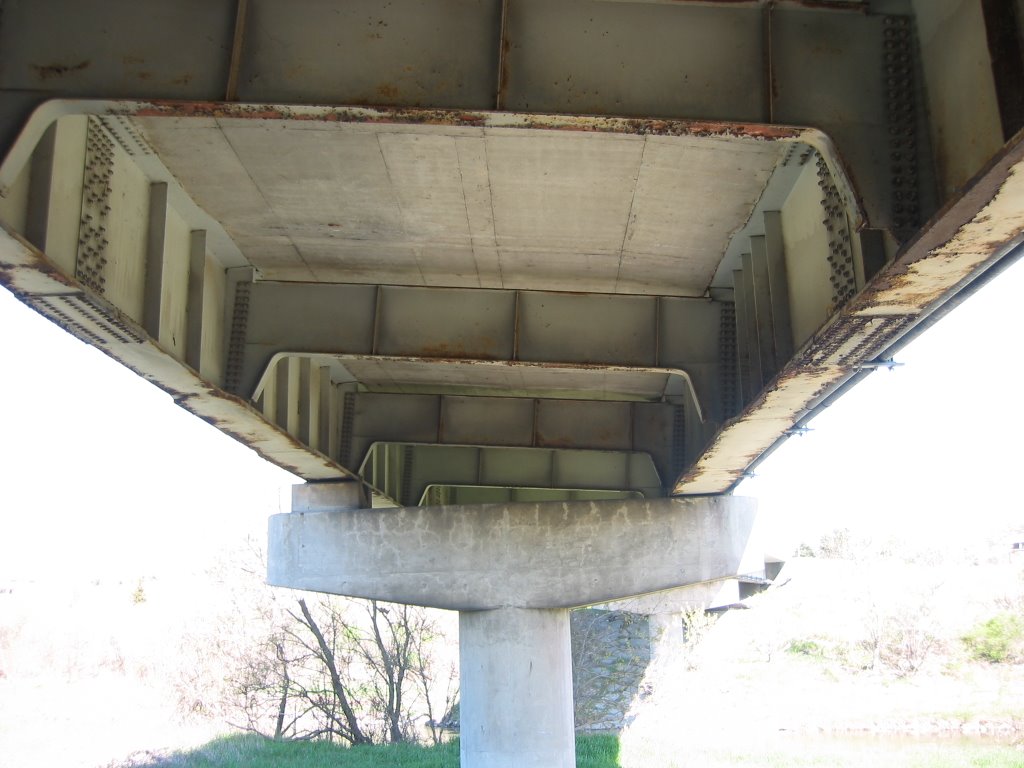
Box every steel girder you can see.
[2,1,1023,503]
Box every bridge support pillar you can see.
[459,607,575,768]
[269,489,761,768]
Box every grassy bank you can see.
[113,733,620,768]
[113,732,1023,768]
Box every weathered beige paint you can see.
[200,250,226,384]
[0,155,29,234]
[102,125,151,324]
[37,116,88,277]
[781,161,832,348]
[159,205,191,359]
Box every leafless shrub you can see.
[176,544,454,744]
[860,593,941,677]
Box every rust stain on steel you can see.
[91,339,342,478]
[130,101,487,127]
[0,258,73,291]
[225,0,250,101]
[31,60,90,80]
[0,228,356,483]
[124,101,802,141]
[410,336,499,359]
[665,0,867,7]
[323,354,695,397]
[518,117,802,140]
[171,390,348,475]
[394,355,650,373]
[415,342,469,358]
[0,230,78,290]
[674,365,843,493]
[114,356,357,481]
[497,35,511,107]
[848,132,1024,314]
[674,131,1024,496]
[100,348,352,478]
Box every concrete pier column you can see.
[268,494,761,768]
[459,607,575,768]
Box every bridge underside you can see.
[2,2,1024,766]
[2,98,1022,503]
[2,2,1023,504]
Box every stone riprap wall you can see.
[571,609,651,731]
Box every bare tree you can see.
[176,544,455,745]
[361,601,414,742]
[290,598,370,744]
[407,612,459,745]
[860,589,941,677]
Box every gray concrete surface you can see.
[267,495,759,610]
[292,481,367,512]
[459,607,575,768]
[269,492,760,768]
[139,118,780,295]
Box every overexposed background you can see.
[2,257,1021,580]
[0,254,1022,768]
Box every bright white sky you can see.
[739,255,1024,555]
[0,288,299,580]
[1,256,1022,580]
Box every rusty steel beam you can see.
[1,54,1019,498]
[129,101,807,141]
[0,221,369,486]
[225,0,250,102]
[676,128,1024,494]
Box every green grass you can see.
[963,613,1024,663]
[577,732,620,767]
[116,732,1024,768]
[121,733,616,768]
[132,734,460,767]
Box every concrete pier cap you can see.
[268,486,761,611]
[268,483,760,767]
